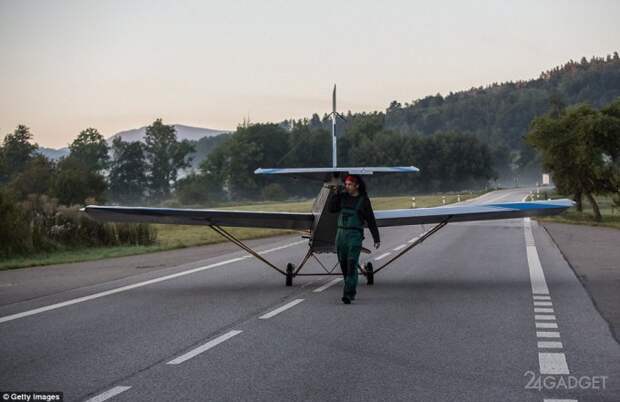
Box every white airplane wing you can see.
[374,199,574,227]
[85,199,573,231]
[83,206,314,230]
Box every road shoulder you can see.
[540,221,620,344]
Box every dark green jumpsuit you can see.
[335,196,365,300]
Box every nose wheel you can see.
[364,262,374,285]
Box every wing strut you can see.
[208,224,288,275]
[371,217,451,275]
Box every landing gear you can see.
[364,262,374,285]
[286,263,294,286]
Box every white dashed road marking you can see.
[535,314,557,320]
[167,330,243,365]
[538,353,570,375]
[85,386,132,402]
[313,278,343,293]
[374,252,390,261]
[259,299,304,319]
[523,216,570,379]
[538,341,563,349]
[535,322,558,329]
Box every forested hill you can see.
[383,53,620,149]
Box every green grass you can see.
[532,193,620,230]
[0,191,481,270]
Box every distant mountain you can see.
[108,124,229,143]
[37,147,70,160]
[36,124,230,160]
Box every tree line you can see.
[0,119,195,257]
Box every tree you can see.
[144,119,195,201]
[0,125,38,183]
[7,154,55,200]
[175,172,224,205]
[527,103,617,220]
[109,137,148,204]
[51,156,107,206]
[69,128,110,172]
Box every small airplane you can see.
[85,86,573,286]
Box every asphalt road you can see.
[1,189,618,402]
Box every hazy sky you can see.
[1,0,618,148]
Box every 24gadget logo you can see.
[524,371,608,391]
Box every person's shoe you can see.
[341,296,351,304]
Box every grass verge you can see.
[532,193,620,230]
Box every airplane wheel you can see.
[286,263,294,287]
[365,262,374,285]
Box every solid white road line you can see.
[313,278,343,293]
[534,301,553,306]
[535,314,557,321]
[533,295,552,300]
[0,240,306,324]
[259,299,304,319]
[539,352,570,374]
[85,386,132,402]
[537,331,561,338]
[536,322,559,329]
[524,218,550,295]
[538,341,563,349]
[374,252,390,261]
[534,308,554,313]
[393,244,407,251]
[167,330,242,365]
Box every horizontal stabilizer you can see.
[255,166,419,181]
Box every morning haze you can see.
[1,0,618,148]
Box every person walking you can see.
[330,175,380,304]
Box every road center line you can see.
[313,278,342,293]
[259,299,304,319]
[0,240,306,324]
[85,386,132,402]
[167,330,242,365]
[374,252,390,261]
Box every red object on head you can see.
[344,175,358,184]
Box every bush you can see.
[0,190,32,257]
[0,193,158,259]
[262,183,288,201]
